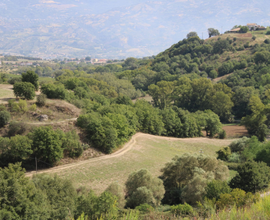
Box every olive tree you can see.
[125,169,165,208]
[160,153,229,205]
[14,82,36,100]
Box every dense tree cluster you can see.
[0,126,82,167]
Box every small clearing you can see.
[26,133,236,194]
[0,84,15,103]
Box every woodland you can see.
[1,28,270,219]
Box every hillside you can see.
[1,0,270,58]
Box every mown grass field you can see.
[0,84,15,103]
[49,134,236,194]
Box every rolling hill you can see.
[1,0,270,59]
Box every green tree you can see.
[135,100,164,135]
[241,96,268,141]
[229,160,270,193]
[216,147,232,161]
[37,94,47,107]
[0,110,10,127]
[0,163,49,219]
[216,188,259,209]
[208,28,220,38]
[105,182,126,208]
[148,81,176,109]
[160,153,229,205]
[240,26,249,33]
[77,113,118,153]
[14,82,36,100]
[29,126,63,165]
[75,190,118,220]
[125,169,165,208]
[187,31,198,39]
[22,70,39,91]
[32,174,76,219]
[205,180,231,200]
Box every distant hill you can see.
[1,0,270,59]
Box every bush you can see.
[218,129,226,139]
[205,180,231,200]
[41,83,68,100]
[8,76,21,85]
[230,160,270,193]
[265,30,270,35]
[264,39,270,44]
[135,203,154,213]
[36,94,47,107]
[125,169,165,208]
[0,110,11,127]
[30,126,63,165]
[216,188,260,209]
[29,104,36,111]
[170,203,194,216]
[105,182,126,208]
[228,153,241,163]
[10,99,28,113]
[217,146,231,161]
[21,70,39,91]
[209,70,218,79]
[229,137,250,153]
[13,82,36,100]
[252,35,256,40]
[0,104,6,111]
[8,122,29,137]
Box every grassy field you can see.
[0,84,16,103]
[48,134,236,194]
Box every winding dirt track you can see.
[26,132,142,177]
[25,133,233,178]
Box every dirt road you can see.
[25,133,233,177]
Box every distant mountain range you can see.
[0,0,270,59]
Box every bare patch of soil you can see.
[222,125,248,138]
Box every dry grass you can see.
[0,84,16,103]
[40,133,236,194]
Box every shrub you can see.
[170,203,194,216]
[205,180,231,200]
[209,70,218,79]
[252,35,256,40]
[264,39,270,44]
[11,99,28,113]
[105,182,126,208]
[8,122,29,137]
[36,94,47,107]
[244,42,250,48]
[30,126,63,165]
[29,104,36,111]
[135,203,154,213]
[217,147,231,161]
[229,137,250,153]
[8,76,21,85]
[125,169,165,208]
[21,70,39,91]
[230,160,270,193]
[233,37,237,41]
[13,82,36,100]
[218,129,226,139]
[265,30,270,35]
[0,104,6,111]
[216,188,260,209]
[228,153,241,163]
[0,110,11,127]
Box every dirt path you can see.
[25,133,233,177]
[24,117,78,125]
[26,132,141,177]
